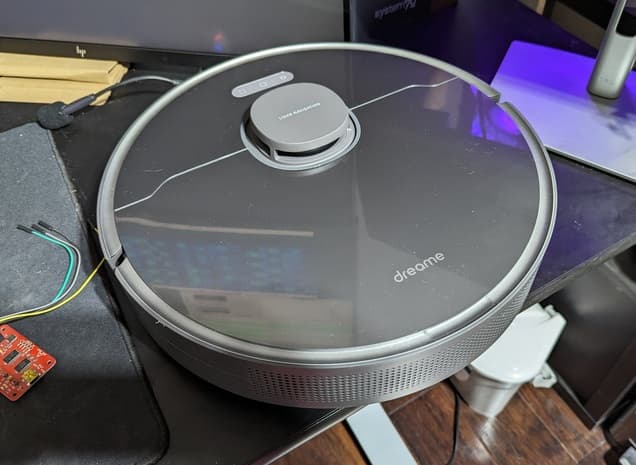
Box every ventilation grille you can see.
[246,276,534,406]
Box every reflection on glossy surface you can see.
[114,50,541,349]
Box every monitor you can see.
[0,0,346,65]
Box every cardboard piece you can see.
[0,53,127,105]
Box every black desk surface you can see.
[2,0,636,463]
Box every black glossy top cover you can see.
[109,47,544,350]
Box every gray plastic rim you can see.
[97,42,557,367]
[240,111,361,171]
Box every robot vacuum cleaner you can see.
[98,43,556,408]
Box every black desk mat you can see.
[0,124,167,465]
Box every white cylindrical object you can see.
[452,304,566,417]
[452,368,522,417]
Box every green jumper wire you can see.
[30,230,75,301]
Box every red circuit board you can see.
[0,325,56,401]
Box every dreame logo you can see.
[394,252,445,284]
[375,0,417,20]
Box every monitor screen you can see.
[0,0,345,60]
